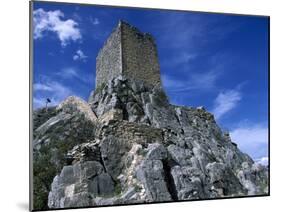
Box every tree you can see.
[45,98,51,111]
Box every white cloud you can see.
[90,17,100,25]
[57,67,92,84]
[33,8,81,46]
[212,89,242,120]
[73,49,87,61]
[60,67,79,78]
[231,125,268,147]
[255,157,268,166]
[34,83,53,91]
[230,124,268,160]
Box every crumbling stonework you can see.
[32,21,268,211]
[121,22,161,86]
[96,24,122,88]
[42,77,268,209]
[95,20,161,88]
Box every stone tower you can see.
[95,20,161,88]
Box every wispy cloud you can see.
[33,79,73,108]
[162,69,220,93]
[155,13,241,51]
[230,123,268,160]
[161,69,222,106]
[73,49,88,61]
[72,12,82,22]
[57,67,92,84]
[161,52,197,68]
[33,8,81,46]
[59,67,79,79]
[155,13,206,49]
[33,97,47,108]
[90,16,100,25]
[33,83,53,92]
[34,80,72,97]
[212,89,242,120]
[254,157,268,166]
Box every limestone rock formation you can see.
[33,77,268,210]
[32,21,268,210]
[33,96,97,209]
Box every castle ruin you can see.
[96,20,161,88]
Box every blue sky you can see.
[32,2,269,164]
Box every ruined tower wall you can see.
[95,21,161,88]
[95,25,122,88]
[121,23,161,86]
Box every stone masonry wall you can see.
[95,24,122,88]
[95,21,161,89]
[121,22,161,86]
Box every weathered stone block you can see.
[97,173,115,196]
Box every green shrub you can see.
[134,184,142,192]
[114,180,122,196]
[95,82,106,94]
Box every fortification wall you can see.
[121,23,161,86]
[96,25,122,88]
[95,21,161,88]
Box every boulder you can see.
[136,159,172,202]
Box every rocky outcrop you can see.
[33,76,268,210]
[33,96,97,210]
[33,96,97,150]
